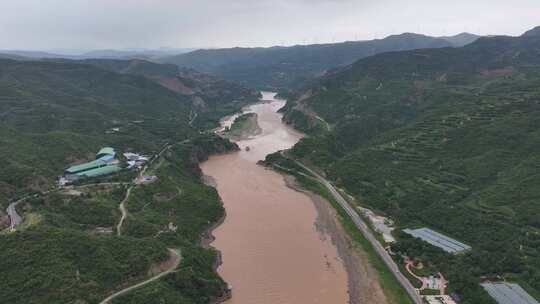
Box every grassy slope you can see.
[282,33,540,303]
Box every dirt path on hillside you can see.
[99,248,181,304]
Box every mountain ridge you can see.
[159,32,479,89]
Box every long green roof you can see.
[76,165,122,178]
[66,160,106,174]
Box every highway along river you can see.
[201,92,350,304]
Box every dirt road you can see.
[116,185,133,236]
[99,248,181,304]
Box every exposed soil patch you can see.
[153,192,177,202]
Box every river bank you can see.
[201,92,386,304]
[282,175,387,304]
[219,113,262,141]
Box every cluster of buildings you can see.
[59,147,121,185]
[403,227,538,304]
[58,147,152,186]
[123,152,150,170]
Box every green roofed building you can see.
[96,147,115,159]
[76,165,122,178]
[62,147,121,184]
[66,159,107,174]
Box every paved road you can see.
[288,157,423,304]
[99,248,181,304]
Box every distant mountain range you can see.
[1,32,480,90]
[0,48,195,61]
[159,32,480,89]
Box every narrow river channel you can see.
[201,92,349,304]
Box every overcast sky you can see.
[2,0,540,51]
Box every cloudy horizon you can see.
[2,0,540,51]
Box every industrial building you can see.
[60,147,121,185]
[403,227,471,254]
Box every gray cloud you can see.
[1,0,539,50]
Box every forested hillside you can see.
[280,26,540,303]
[0,59,190,204]
[161,33,478,89]
[83,59,261,128]
[0,58,258,204]
[0,58,256,303]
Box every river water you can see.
[201,92,349,304]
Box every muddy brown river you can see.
[201,92,349,304]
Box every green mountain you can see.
[160,33,477,89]
[0,58,257,303]
[81,58,261,128]
[278,27,540,303]
[0,59,193,202]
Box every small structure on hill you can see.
[123,152,149,169]
[135,175,157,185]
[97,147,115,159]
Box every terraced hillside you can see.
[281,27,540,303]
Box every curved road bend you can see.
[6,193,42,231]
[99,248,181,304]
[7,201,23,230]
[288,157,423,304]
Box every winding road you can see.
[286,156,423,304]
[99,248,182,304]
[116,186,134,236]
[116,142,172,236]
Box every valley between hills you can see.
[2,25,540,304]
